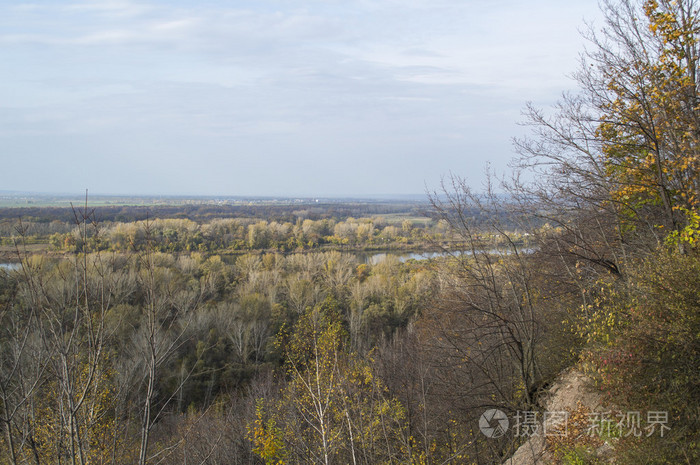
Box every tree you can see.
[594,0,700,226]
[133,220,200,465]
[251,299,408,465]
[572,249,700,463]
[514,0,700,270]
[502,2,700,462]
[0,198,134,465]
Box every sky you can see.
[0,0,602,197]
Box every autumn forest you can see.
[2,1,700,464]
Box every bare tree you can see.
[0,194,134,465]
[133,219,200,465]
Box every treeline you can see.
[50,217,445,253]
[3,213,533,255]
[4,216,498,254]
[0,199,532,258]
[0,201,430,224]
[0,201,524,253]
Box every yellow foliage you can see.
[23,359,129,465]
[599,1,700,231]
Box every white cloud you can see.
[0,0,603,196]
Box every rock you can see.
[543,369,602,414]
[502,436,548,465]
[501,368,605,465]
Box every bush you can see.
[577,249,700,463]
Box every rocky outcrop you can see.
[503,368,604,465]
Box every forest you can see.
[1,0,700,464]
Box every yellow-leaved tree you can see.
[596,0,700,231]
[515,0,700,263]
[250,297,408,465]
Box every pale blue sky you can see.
[0,0,601,197]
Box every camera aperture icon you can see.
[479,409,509,438]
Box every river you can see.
[0,262,21,271]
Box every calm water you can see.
[0,262,21,271]
[363,250,469,265]
[363,248,533,265]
